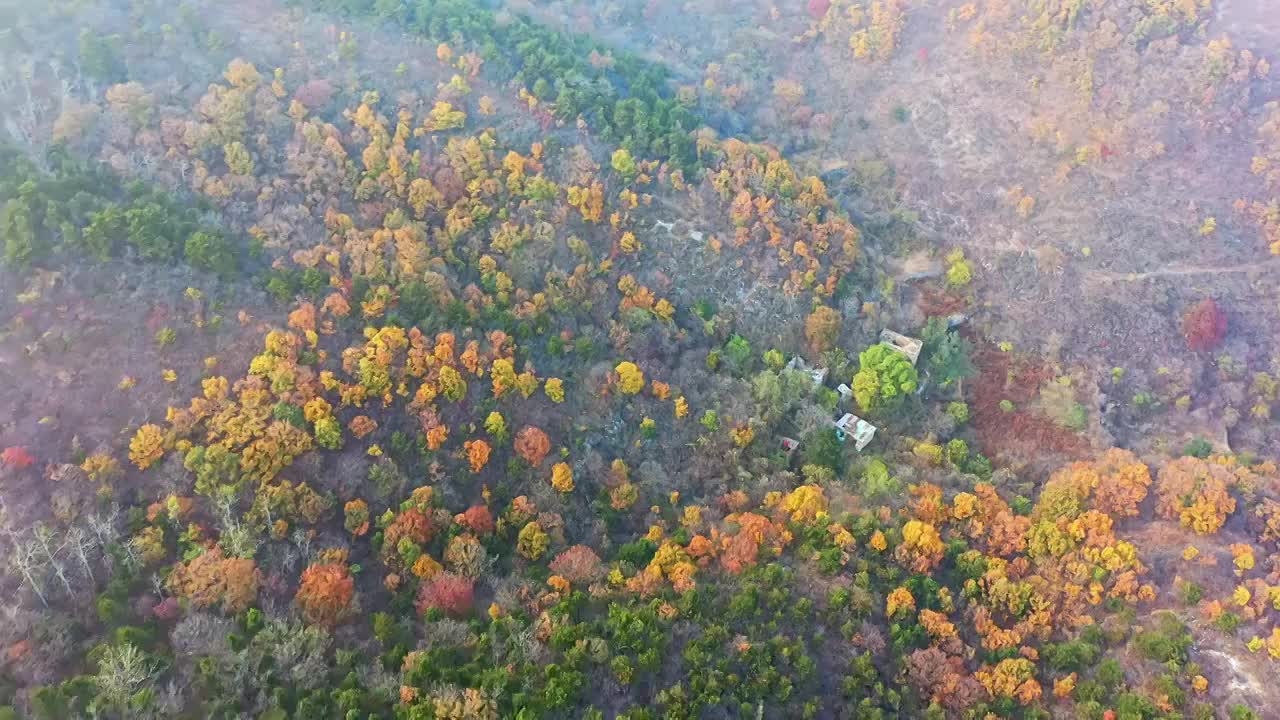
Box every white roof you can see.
[879,329,923,366]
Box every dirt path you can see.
[1087,257,1280,283]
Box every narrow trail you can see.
[1087,257,1280,283]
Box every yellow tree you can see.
[1041,448,1151,519]
[551,462,574,493]
[886,586,915,618]
[896,519,944,573]
[1156,456,1238,534]
[615,362,645,394]
[544,378,565,403]
[517,521,549,560]
[129,424,167,470]
[803,306,841,356]
[977,658,1041,705]
[780,485,828,524]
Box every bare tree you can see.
[291,527,313,561]
[94,642,160,712]
[6,539,50,607]
[87,503,124,546]
[65,524,99,585]
[31,523,74,597]
[0,498,51,607]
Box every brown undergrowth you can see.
[970,345,1090,462]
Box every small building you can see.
[786,356,829,388]
[780,437,800,455]
[836,383,853,403]
[879,329,923,366]
[833,413,877,451]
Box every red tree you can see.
[384,508,433,549]
[455,505,495,534]
[807,0,831,19]
[905,648,984,710]
[1181,298,1227,352]
[295,561,354,627]
[514,426,552,467]
[549,545,605,584]
[416,572,475,616]
[1,447,35,469]
[720,532,760,575]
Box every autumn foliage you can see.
[550,462,574,493]
[167,548,262,614]
[384,508,435,551]
[803,306,841,356]
[1181,298,1227,352]
[344,499,370,536]
[1156,456,1238,534]
[1040,448,1152,518]
[296,558,355,627]
[455,505,495,534]
[416,572,475,616]
[513,426,551,466]
[549,545,605,585]
[615,361,645,394]
[464,439,492,473]
[906,648,982,711]
[11,27,1273,718]
[129,423,167,470]
[896,520,944,573]
[976,658,1041,705]
[0,446,35,469]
